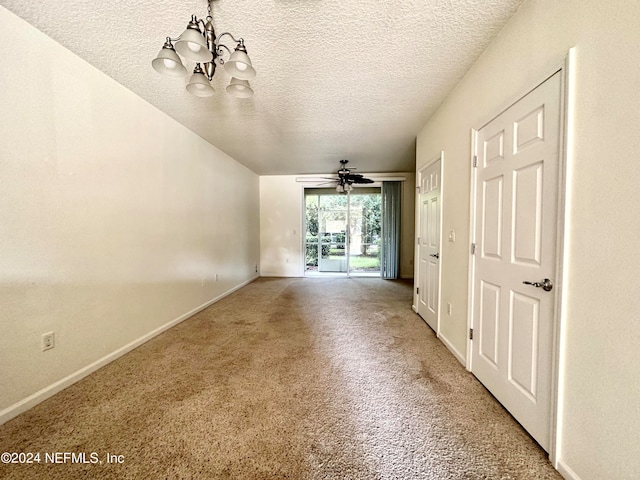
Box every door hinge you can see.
[417,236,420,244]
[471,243,476,254]
[473,155,478,167]
[416,287,419,294]
[469,328,474,340]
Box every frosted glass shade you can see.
[186,71,215,97]
[224,50,256,81]
[152,47,187,77]
[175,28,212,63]
[226,78,254,98]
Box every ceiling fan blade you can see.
[301,159,373,187]
[351,177,375,184]
[296,177,338,183]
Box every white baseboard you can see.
[412,304,418,313]
[260,273,301,278]
[0,275,258,426]
[556,459,582,480]
[438,331,466,366]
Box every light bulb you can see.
[188,42,202,53]
[163,59,176,68]
[236,62,248,72]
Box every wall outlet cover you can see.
[42,332,55,351]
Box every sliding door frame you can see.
[303,187,382,277]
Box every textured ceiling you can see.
[1,0,525,175]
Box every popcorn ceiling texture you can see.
[0,0,525,174]
[0,278,560,479]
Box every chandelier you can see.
[152,0,255,98]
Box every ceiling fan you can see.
[312,160,375,193]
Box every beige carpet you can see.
[0,277,561,479]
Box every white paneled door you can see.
[418,159,441,331]
[471,72,561,451]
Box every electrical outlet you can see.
[215,273,218,281]
[447,302,452,316]
[255,264,258,273]
[42,332,55,351]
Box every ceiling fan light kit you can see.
[152,0,255,98]
[335,160,374,193]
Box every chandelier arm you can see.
[215,32,243,47]
[194,17,208,34]
[215,43,233,63]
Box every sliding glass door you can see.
[347,194,381,275]
[305,189,381,276]
[318,196,348,272]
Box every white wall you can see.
[260,175,415,278]
[259,176,305,276]
[416,1,640,478]
[0,7,260,420]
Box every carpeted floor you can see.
[0,277,561,479]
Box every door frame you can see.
[414,152,444,335]
[466,50,574,465]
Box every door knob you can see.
[523,278,553,292]
[430,253,439,259]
